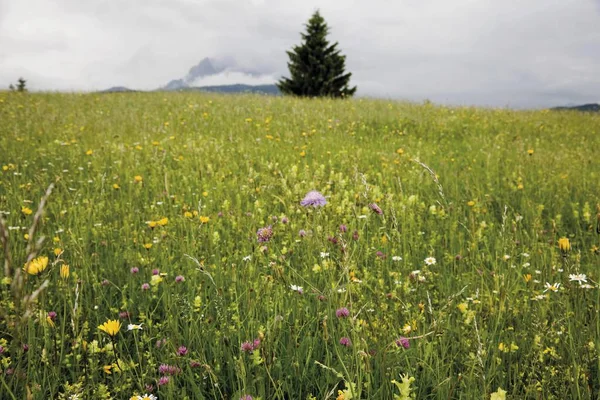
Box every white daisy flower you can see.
[569,273,587,284]
[127,323,143,331]
[392,256,402,262]
[290,284,303,294]
[543,282,561,293]
[424,257,436,266]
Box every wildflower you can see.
[147,221,157,229]
[298,229,307,237]
[184,211,193,218]
[376,251,386,259]
[300,190,327,207]
[48,311,57,321]
[395,337,410,349]
[281,216,289,224]
[138,395,157,400]
[157,376,170,386]
[543,282,561,293]
[21,206,33,215]
[143,243,153,250]
[369,203,383,215]
[141,283,150,291]
[243,255,252,262]
[157,217,168,226]
[86,149,93,155]
[103,365,113,374]
[320,252,329,258]
[424,257,437,266]
[130,267,139,274]
[127,323,143,331]
[352,230,359,241]
[256,226,273,243]
[339,337,352,347]
[569,274,587,284]
[158,364,181,375]
[199,215,210,223]
[53,248,62,256]
[336,307,350,318]
[339,224,348,233]
[392,256,402,262]
[134,175,143,183]
[23,256,49,276]
[527,149,534,155]
[177,346,188,356]
[98,319,121,337]
[290,284,304,294]
[240,396,253,400]
[241,341,254,352]
[490,387,507,400]
[150,275,163,286]
[558,237,570,253]
[467,200,475,207]
[113,183,120,190]
[175,275,185,283]
[60,264,70,280]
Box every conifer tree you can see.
[277,11,356,98]
[16,78,27,92]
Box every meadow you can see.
[0,91,600,399]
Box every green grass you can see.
[1,91,600,399]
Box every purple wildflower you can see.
[336,307,350,318]
[281,216,289,224]
[152,269,160,275]
[240,395,253,400]
[101,279,110,286]
[22,344,29,353]
[241,341,254,352]
[256,226,273,243]
[300,191,327,207]
[130,267,139,274]
[144,384,154,393]
[141,283,150,291]
[119,311,131,319]
[339,224,348,233]
[369,203,383,215]
[47,311,57,320]
[190,360,201,368]
[157,376,170,386]
[253,338,261,350]
[0,345,4,354]
[376,251,386,260]
[339,337,352,347]
[175,275,185,283]
[298,229,307,237]
[158,364,181,375]
[177,346,188,356]
[352,230,359,241]
[396,337,410,349]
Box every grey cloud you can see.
[0,0,599,107]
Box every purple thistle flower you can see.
[396,336,410,349]
[175,275,185,283]
[336,307,350,318]
[339,337,352,347]
[298,229,307,237]
[281,216,289,224]
[152,269,160,275]
[376,251,386,259]
[300,191,327,207]
[369,203,383,215]
[339,224,348,233]
[47,311,57,321]
[252,338,261,350]
[130,267,139,274]
[141,283,150,291]
[177,345,188,356]
[256,226,273,243]
[352,230,359,241]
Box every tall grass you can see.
[1,91,599,399]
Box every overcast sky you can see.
[1,0,599,108]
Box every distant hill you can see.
[180,84,279,95]
[551,103,600,112]
[100,86,136,93]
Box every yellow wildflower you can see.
[134,175,143,183]
[147,221,157,228]
[60,264,70,280]
[523,273,532,283]
[23,256,49,276]
[157,217,168,226]
[143,243,153,250]
[467,200,475,207]
[490,387,506,400]
[98,319,121,337]
[21,206,33,215]
[150,274,163,286]
[54,248,62,257]
[199,216,210,224]
[103,365,112,374]
[527,149,534,156]
[85,149,93,155]
[184,211,193,219]
[558,237,570,253]
[113,183,120,190]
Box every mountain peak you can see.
[184,58,226,84]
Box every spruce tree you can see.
[278,11,356,98]
[16,78,27,92]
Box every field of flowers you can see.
[0,91,600,399]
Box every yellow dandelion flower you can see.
[527,149,534,156]
[396,148,404,155]
[558,237,570,253]
[21,206,33,215]
[143,243,153,250]
[184,211,193,219]
[85,149,93,155]
[134,175,143,183]
[467,200,475,207]
[202,191,208,197]
[113,183,120,190]
[147,221,157,228]
[157,217,168,226]
[24,233,29,240]
[98,319,121,337]
[53,248,62,257]
[103,365,112,374]
[23,256,49,276]
[523,273,532,283]
[60,264,70,280]
[199,216,210,224]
